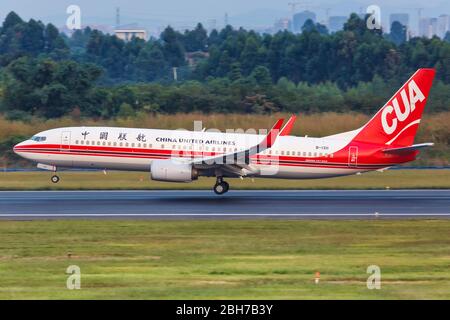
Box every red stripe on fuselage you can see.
[17,144,389,170]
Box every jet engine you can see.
[150,160,198,182]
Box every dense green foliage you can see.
[3,57,102,118]
[0,11,449,119]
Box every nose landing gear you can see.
[213,177,229,195]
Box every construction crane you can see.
[115,7,120,27]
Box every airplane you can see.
[14,68,435,195]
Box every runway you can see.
[0,190,449,220]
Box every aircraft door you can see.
[61,131,71,151]
[348,146,358,167]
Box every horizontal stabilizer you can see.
[382,143,434,154]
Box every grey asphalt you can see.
[0,190,449,220]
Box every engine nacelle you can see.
[150,160,198,182]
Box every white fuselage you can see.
[14,126,379,179]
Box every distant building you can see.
[328,16,347,33]
[389,13,409,31]
[419,18,433,38]
[292,10,316,33]
[114,24,147,41]
[273,18,291,33]
[430,18,439,37]
[185,51,209,67]
[437,14,450,39]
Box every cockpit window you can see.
[31,136,47,142]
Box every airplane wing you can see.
[279,115,297,136]
[382,143,434,154]
[190,118,285,176]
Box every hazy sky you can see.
[0,0,448,30]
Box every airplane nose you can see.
[13,141,25,154]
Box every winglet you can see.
[261,118,284,148]
[192,118,284,166]
[279,115,297,136]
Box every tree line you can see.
[0,11,449,119]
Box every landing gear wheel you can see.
[213,181,229,195]
[51,175,60,184]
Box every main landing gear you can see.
[50,166,60,184]
[213,177,229,195]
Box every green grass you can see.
[0,220,449,299]
[1,169,450,190]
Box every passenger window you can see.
[131,143,135,148]
[97,141,100,146]
[161,144,164,149]
[281,151,284,155]
[80,140,84,145]
[86,141,90,145]
[314,152,317,157]
[286,151,290,155]
[308,152,311,157]
[113,142,117,146]
[102,142,106,146]
[75,140,79,144]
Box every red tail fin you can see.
[352,68,435,147]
